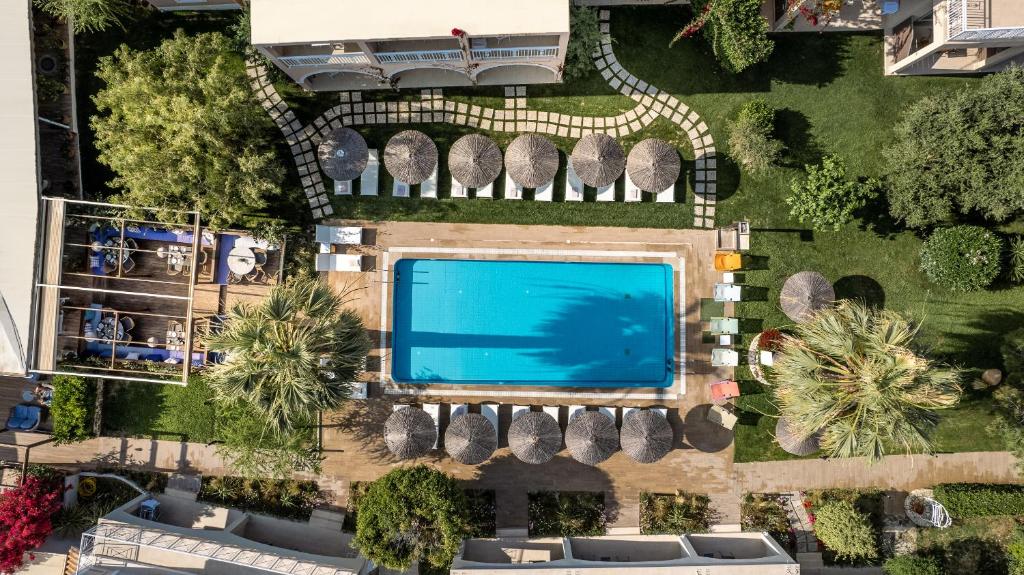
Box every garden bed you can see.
[55,476,143,537]
[528,491,607,537]
[197,476,324,521]
[741,493,794,553]
[640,491,714,534]
[806,489,886,567]
[343,481,495,538]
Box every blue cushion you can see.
[6,416,25,429]
[15,418,33,430]
[13,405,28,419]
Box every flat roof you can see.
[250,0,569,45]
[0,0,41,376]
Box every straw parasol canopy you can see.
[620,409,674,464]
[384,130,438,184]
[318,128,368,181]
[566,411,620,466]
[626,139,681,192]
[505,134,559,188]
[570,133,625,188]
[448,134,503,188]
[780,271,836,323]
[384,407,437,460]
[775,417,821,456]
[445,412,497,465]
[508,411,562,465]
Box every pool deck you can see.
[321,221,741,530]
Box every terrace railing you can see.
[277,53,371,67]
[375,49,464,64]
[947,0,1024,41]
[470,46,560,61]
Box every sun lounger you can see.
[315,254,362,272]
[707,404,738,430]
[597,406,616,423]
[504,171,523,200]
[534,180,553,202]
[349,382,367,399]
[713,283,742,302]
[656,183,675,203]
[565,161,584,202]
[542,405,561,427]
[451,404,468,419]
[709,317,739,335]
[451,177,469,198]
[5,404,42,432]
[421,165,438,199]
[711,348,739,367]
[652,407,668,419]
[393,403,410,412]
[360,149,378,196]
[596,183,615,202]
[624,170,642,202]
[512,404,532,420]
[315,225,362,246]
[480,403,500,440]
[393,180,410,198]
[568,405,588,422]
[710,380,741,403]
[714,252,742,271]
[476,181,494,199]
[334,179,353,196]
[422,403,440,448]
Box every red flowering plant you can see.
[758,328,786,352]
[450,28,466,38]
[787,0,843,29]
[0,476,64,573]
[671,0,715,44]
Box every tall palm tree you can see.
[204,276,370,432]
[771,300,961,462]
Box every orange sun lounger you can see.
[714,251,742,271]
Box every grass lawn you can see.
[102,377,217,443]
[915,515,1022,574]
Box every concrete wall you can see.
[144,0,243,11]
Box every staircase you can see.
[63,547,80,575]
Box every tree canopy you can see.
[884,67,1024,228]
[35,0,133,35]
[91,31,283,228]
[674,0,774,74]
[772,301,961,462]
[354,466,469,570]
[564,5,602,81]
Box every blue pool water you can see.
[391,259,674,387]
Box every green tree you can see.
[884,67,1024,228]
[91,31,283,228]
[919,225,1003,292]
[214,403,322,480]
[673,0,774,74]
[813,500,878,562]
[564,5,602,81]
[204,277,370,432]
[50,376,93,444]
[354,466,469,571]
[34,0,133,35]
[786,155,877,231]
[772,301,961,462]
[884,555,942,575]
[728,99,784,174]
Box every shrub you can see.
[198,476,323,521]
[565,5,602,81]
[1011,236,1024,283]
[884,555,943,575]
[529,491,607,537]
[813,500,879,562]
[1009,533,1024,575]
[728,99,784,174]
[640,491,714,534]
[758,328,785,352]
[0,476,64,573]
[1004,328,1024,385]
[919,226,1003,292]
[673,0,774,74]
[786,155,878,231]
[465,489,497,538]
[50,375,94,444]
[933,483,1024,517]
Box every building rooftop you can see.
[250,0,569,45]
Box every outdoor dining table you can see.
[97,316,125,342]
[92,238,133,264]
[166,245,192,274]
[228,246,256,276]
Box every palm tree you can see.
[204,276,370,432]
[771,300,961,462]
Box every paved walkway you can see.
[247,10,718,228]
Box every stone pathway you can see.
[784,492,819,553]
[247,9,717,227]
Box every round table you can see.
[98,317,125,342]
[228,246,256,276]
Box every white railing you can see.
[277,53,370,67]
[952,27,1024,41]
[947,0,966,38]
[470,46,559,61]
[375,49,463,64]
[947,0,1024,41]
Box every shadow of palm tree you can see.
[682,404,734,453]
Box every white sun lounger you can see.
[596,183,615,202]
[565,161,584,202]
[359,149,378,196]
[656,183,675,203]
[451,177,468,198]
[451,404,469,419]
[422,403,440,448]
[421,165,438,199]
[542,405,561,427]
[334,179,353,196]
[624,170,643,202]
[476,181,494,199]
[714,283,742,302]
[315,225,362,246]
[597,406,616,424]
[504,171,523,200]
[534,180,553,202]
[480,403,500,440]
[393,180,410,198]
[315,253,362,272]
[569,405,588,422]
[711,348,740,367]
[512,405,532,420]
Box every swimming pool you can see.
[391,259,674,387]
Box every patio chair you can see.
[5,404,42,432]
[504,171,523,200]
[541,405,561,427]
[534,180,553,202]
[624,170,642,202]
[512,405,532,421]
[714,251,743,272]
[480,403,499,441]
[121,257,136,274]
[568,405,588,422]
[393,180,411,198]
[710,380,741,403]
[565,161,584,202]
[420,166,438,199]
[713,283,742,302]
[656,182,675,203]
[451,177,469,199]
[120,316,135,332]
[315,254,363,272]
[711,348,739,367]
[476,181,494,199]
[360,149,379,196]
[422,403,441,448]
[334,179,353,196]
[596,182,615,202]
[709,317,740,335]
[706,404,738,431]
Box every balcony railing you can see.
[471,46,560,61]
[277,53,370,67]
[376,49,463,64]
[947,0,1024,41]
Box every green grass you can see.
[915,515,1021,574]
[102,377,217,443]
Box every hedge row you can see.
[933,483,1024,517]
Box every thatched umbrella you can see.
[445,413,497,465]
[571,133,625,188]
[384,407,436,459]
[384,130,438,184]
[318,128,369,181]
[449,134,503,188]
[566,411,619,466]
[620,409,673,464]
[505,134,559,188]
[775,417,821,456]
[780,271,836,323]
[508,411,562,465]
[626,139,680,192]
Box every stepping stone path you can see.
[247,10,717,228]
